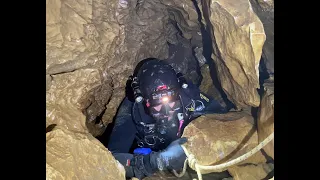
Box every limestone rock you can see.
[46,75,52,91]
[250,0,274,76]
[228,163,274,180]
[46,0,111,72]
[195,47,207,67]
[46,0,204,136]
[161,0,201,36]
[200,64,226,108]
[46,0,122,135]
[257,81,274,159]
[203,0,266,108]
[46,127,125,180]
[46,69,101,133]
[182,112,266,173]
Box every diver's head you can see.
[134,58,184,121]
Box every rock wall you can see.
[182,112,267,173]
[250,0,274,76]
[202,0,266,109]
[46,0,205,136]
[46,0,273,179]
[46,127,125,180]
[46,69,101,134]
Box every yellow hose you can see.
[173,132,274,180]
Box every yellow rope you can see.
[173,132,274,180]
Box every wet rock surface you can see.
[46,127,125,180]
[203,0,266,109]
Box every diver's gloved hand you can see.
[150,137,188,171]
[129,138,188,179]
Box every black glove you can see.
[150,137,188,171]
[129,138,188,179]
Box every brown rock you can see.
[44,0,150,135]
[46,75,52,91]
[257,81,274,159]
[46,127,125,180]
[200,64,226,107]
[165,0,199,28]
[46,0,208,136]
[250,0,274,75]
[46,0,107,72]
[182,112,266,173]
[202,0,266,108]
[46,0,122,135]
[161,0,201,41]
[165,0,206,47]
[46,69,101,133]
[228,163,274,180]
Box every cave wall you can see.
[46,0,273,179]
[46,0,205,136]
[201,0,266,109]
[46,127,126,179]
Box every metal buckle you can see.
[144,135,156,146]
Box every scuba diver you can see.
[107,58,229,179]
